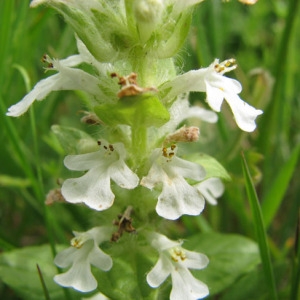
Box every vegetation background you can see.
[0,0,299,299]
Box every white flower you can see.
[61,140,139,211]
[141,145,206,220]
[195,177,224,205]
[163,59,263,132]
[146,232,209,300]
[6,50,101,117]
[54,227,112,293]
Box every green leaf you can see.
[220,262,288,300]
[0,245,80,300]
[95,94,170,128]
[241,153,278,300]
[261,144,300,228]
[51,125,98,154]
[187,153,231,181]
[94,243,157,300]
[185,232,260,296]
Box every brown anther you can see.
[41,54,47,62]
[48,63,54,68]
[171,144,176,150]
[104,145,108,150]
[109,144,114,151]
[97,140,101,146]
[162,147,168,157]
[169,152,175,158]
[110,72,118,78]
[80,111,102,125]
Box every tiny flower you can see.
[157,94,217,143]
[54,227,112,292]
[62,140,139,211]
[165,126,200,144]
[141,145,206,220]
[147,232,209,300]
[163,59,263,132]
[6,53,100,117]
[195,177,225,205]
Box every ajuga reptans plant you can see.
[7,0,263,299]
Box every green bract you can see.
[31,0,193,62]
[95,93,170,127]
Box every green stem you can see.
[131,124,147,171]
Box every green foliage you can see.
[187,153,231,181]
[186,232,260,296]
[95,94,170,128]
[0,245,81,300]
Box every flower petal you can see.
[146,255,171,288]
[6,75,58,117]
[195,177,224,205]
[54,259,97,292]
[54,247,78,268]
[170,267,209,300]
[156,177,205,220]
[224,92,263,132]
[89,244,113,271]
[149,232,181,251]
[64,151,110,171]
[140,161,163,189]
[184,106,218,123]
[205,80,224,112]
[109,160,139,189]
[61,167,114,211]
[182,250,209,270]
[167,157,205,181]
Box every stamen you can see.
[170,247,186,262]
[214,58,237,73]
[161,144,177,161]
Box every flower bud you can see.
[133,0,164,43]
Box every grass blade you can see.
[261,144,300,228]
[36,264,51,300]
[290,212,300,300]
[241,153,278,300]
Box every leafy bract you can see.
[95,94,170,128]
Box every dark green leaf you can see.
[185,232,260,296]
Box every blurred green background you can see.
[0,0,299,299]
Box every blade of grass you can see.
[36,264,51,300]
[261,144,300,228]
[259,0,300,188]
[290,211,300,300]
[241,152,278,300]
